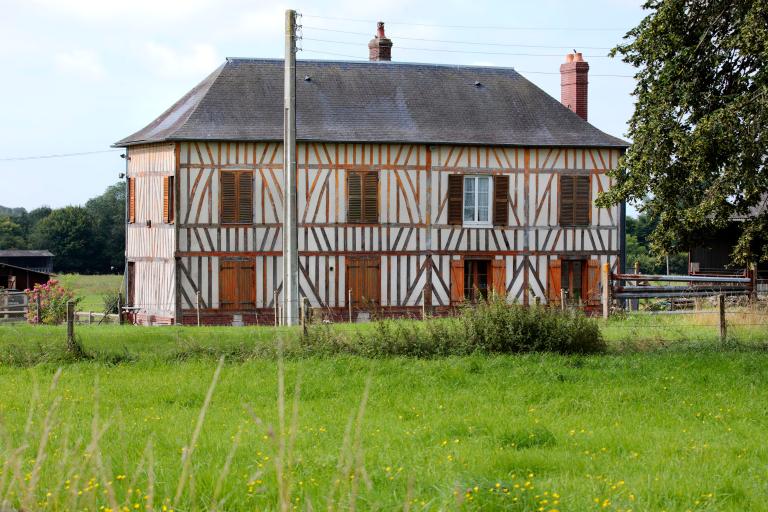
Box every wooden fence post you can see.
[422,289,426,320]
[117,293,123,325]
[602,263,610,319]
[36,294,41,324]
[560,288,566,312]
[196,290,201,327]
[719,294,727,342]
[348,289,352,323]
[274,289,279,327]
[300,296,307,335]
[66,300,75,351]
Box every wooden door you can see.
[347,256,380,306]
[220,260,255,310]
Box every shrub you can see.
[24,279,81,325]
[303,295,605,357]
[102,290,121,315]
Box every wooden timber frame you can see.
[124,141,623,325]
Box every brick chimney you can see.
[368,22,393,61]
[560,52,589,121]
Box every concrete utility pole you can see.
[282,9,299,326]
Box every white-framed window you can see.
[463,175,492,226]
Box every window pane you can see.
[477,177,489,222]
[463,177,475,221]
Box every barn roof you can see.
[115,59,627,149]
[0,250,54,258]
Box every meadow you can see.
[0,275,767,510]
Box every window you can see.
[547,258,600,305]
[347,171,378,223]
[220,170,253,224]
[450,259,506,304]
[464,259,490,301]
[447,174,509,226]
[127,177,136,223]
[346,256,380,305]
[463,176,492,225]
[219,259,255,310]
[559,175,590,226]
[162,176,175,223]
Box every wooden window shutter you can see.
[491,259,506,297]
[220,260,255,310]
[447,174,463,225]
[364,257,380,303]
[237,260,256,307]
[347,172,362,223]
[219,260,237,310]
[128,178,136,223]
[363,172,378,223]
[450,260,465,303]
[162,176,175,223]
[220,171,237,224]
[585,259,601,303]
[574,175,590,226]
[559,175,574,226]
[493,175,509,226]
[238,172,253,223]
[547,259,562,302]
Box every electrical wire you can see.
[0,149,121,162]
[302,14,626,32]
[302,26,614,51]
[301,37,609,58]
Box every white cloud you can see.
[143,42,220,78]
[54,49,105,80]
[25,0,212,22]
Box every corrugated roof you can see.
[116,59,627,148]
[0,250,54,257]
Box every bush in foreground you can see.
[303,296,605,357]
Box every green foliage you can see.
[0,216,25,249]
[29,206,98,273]
[303,296,605,357]
[625,214,688,274]
[85,182,126,272]
[24,279,81,325]
[598,0,768,265]
[101,290,121,315]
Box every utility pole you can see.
[282,9,299,326]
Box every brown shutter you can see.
[219,260,237,310]
[364,257,380,303]
[238,172,253,223]
[162,176,170,223]
[447,174,463,225]
[493,175,509,226]
[585,259,601,303]
[450,259,465,303]
[559,175,574,226]
[547,259,562,302]
[237,260,256,308]
[347,256,363,304]
[221,171,236,223]
[347,172,362,223]
[363,172,378,223]
[574,175,590,226]
[127,178,136,223]
[491,259,506,297]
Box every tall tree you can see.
[85,182,125,273]
[0,217,26,249]
[598,0,768,264]
[29,207,97,273]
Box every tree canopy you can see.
[598,0,768,265]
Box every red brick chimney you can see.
[560,52,589,121]
[368,22,393,61]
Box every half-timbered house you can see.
[116,28,627,325]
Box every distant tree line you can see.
[0,182,125,274]
[626,214,687,275]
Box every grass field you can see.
[56,273,123,311]
[1,275,767,510]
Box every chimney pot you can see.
[368,21,393,62]
[560,52,589,121]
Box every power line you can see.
[302,37,609,58]
[302,14,626,32]
[0,149,121,162]
[302,26,614,51]
[300,48,635,78]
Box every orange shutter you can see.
[162,176,170,223]
[547,259,562,302]
[493,175,509,226]
[128,178,136,223]
[347,172,362,222]
[450,259,465,304]
[585,259,601,304]
[491,259,506,297]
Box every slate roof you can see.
[115,58,627,148]
[0,250,54,258]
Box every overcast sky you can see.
[0,0,645,211]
